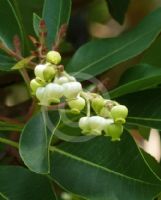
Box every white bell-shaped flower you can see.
[89,116,106,135]
[34,64,55,82]
[34,64,46,80]
[45,83,64,103]
[63,82,82,99]
[79,117,90,134]
[36,87,49,106]
[79,116,106,135]
[54,76,69,84]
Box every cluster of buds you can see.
[79,96,128,141]
[30,51,83,107]
[30,51,128,141]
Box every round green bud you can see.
[43,65,56,81]
[46,51,61,65]
[45,83,64,104]
[111,105,128,124]
[91,96,105,114]
[63,82,82,99]
[30,79,42,93]
[104,123,123,141]
[68,96,86,114]
[99,107,112,118]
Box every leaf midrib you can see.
[73,27,159,75]
[50,146,161,187]
[110,74,161,96]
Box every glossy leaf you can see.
[0,166,56,200]
[20,110,60,174]
[117,88,161,130]
[67,8,161,79]
[142,36,161,67]
[42,0,71,49]
[106,0,130,24]
[50,132,161,200]
[0,0,22,49]
[109,64,161,98]
[0,52,16,71]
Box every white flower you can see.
[36,87,49,106]
[34,64,46,80]
[45,83,64,103]
[79,116,106,135]
[34,64,55,81]
[89,116,106,135]
[54,76,69,84]
[79,117,90,134]
[63,82,82,99]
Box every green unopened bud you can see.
[68,96,86,114]
[45,83,64,104]
[46,51,61,64]
[63,82,82,99]
[91,96,105,114]
[111,105,128,124]
[30,79,42,93]
[99,107,112,118]
[104,123,123,141]
[43,65,56,81]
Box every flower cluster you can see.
[30,51,128,141]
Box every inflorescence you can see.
[30,51,128,141]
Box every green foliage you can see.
[1,1,161,200]
[67,8,161,79]
[20,111,60,174]
[42,0,71,49]
[50,133,161,200]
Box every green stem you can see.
[0,137,19,149]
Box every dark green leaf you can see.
[0,0,22,49]
[42,0,71,49]
[106,0,130,24]
[67,8,161,79]
[0,166,56,200]
[33,13,41,37]
[20,110,60,174]
[142,36,161,66]
[0,52,16,71]
[109,64,161,98]
[50,132,161,200]
[117,88,161,130]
